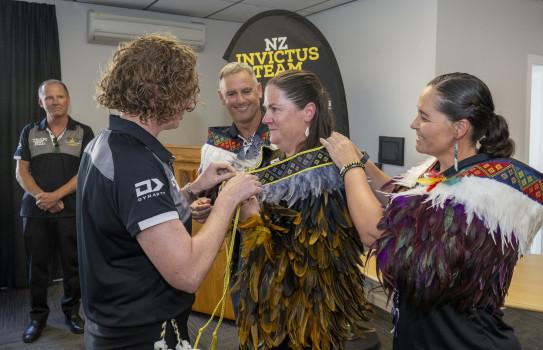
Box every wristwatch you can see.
[184,182,199,202]
[360,150,370,165]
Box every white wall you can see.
[435,0,543,163]
[311,0,543,174]
[23,0,241,146]
[310,0,438,175]
[20,0,543,167]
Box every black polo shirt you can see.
[76,115,194,327]
[13,116,94,218]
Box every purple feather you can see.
[374,192,520,314]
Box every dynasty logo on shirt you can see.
[135,178,165,201]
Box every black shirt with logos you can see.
[13,116,94,217]
[76,115,194,327]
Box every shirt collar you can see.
[441,153,491,177]
[108,114,175,165]
[227,120,269,140]
[38,116,77,131]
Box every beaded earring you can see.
[454,141,459,172]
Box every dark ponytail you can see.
[428,72,515,158]
[478,113,515,158]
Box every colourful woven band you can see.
[206,127,270,154]
[457,159,543,204]
[246,146,333,186]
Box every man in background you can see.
[196,62,269,178]
[191,62,271,318]
[14,79,94,343]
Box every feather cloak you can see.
[372,157,543,314]
[233,147,374,350]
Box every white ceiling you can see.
[65,0,356,23]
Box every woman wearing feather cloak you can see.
[321,72,543,349]
[233,70,375,349]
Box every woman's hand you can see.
[320,132,362,169]
[191,162,236,194]
[219,172,263,206]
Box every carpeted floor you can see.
[1,281,542,349]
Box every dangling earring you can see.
[305,126,309,137]
[454,141,459,172]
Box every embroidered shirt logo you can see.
[66,137,82,146]
[32,137,48,146]
[135,179,165,201]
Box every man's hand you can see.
[36,192,61,211]
[190,197,212,223]
[48,200,64,214]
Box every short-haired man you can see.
[14,79,94,343]
[191,62,271,319]
[198,62,270,175]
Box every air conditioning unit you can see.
[87,11,206,52]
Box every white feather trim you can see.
[391,157,436,189]
[154,339,169,350]
[199,143,261,173]
[426,176,543,256]
[176,340,198,350]
[393,158,543,257]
